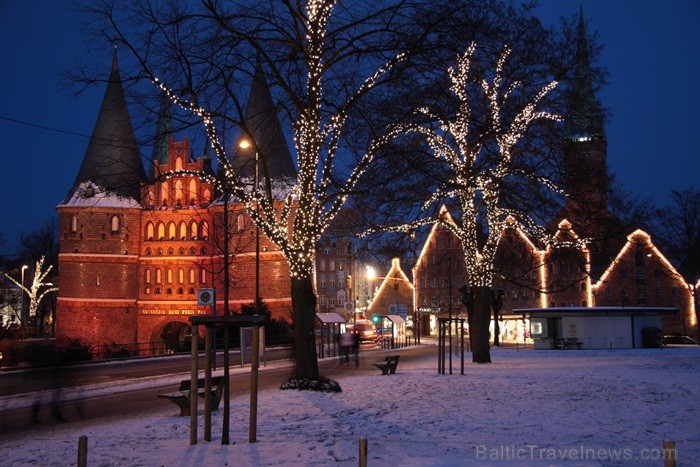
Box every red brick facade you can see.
[56,137,293,354]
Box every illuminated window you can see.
[201,221,209,240]
[178,269,184,284]
[145,269,151,284]
[156,269,162,284]
[162,181,169,206]
[146,222,154,240]
[110,215,120,232]
[157,222,165,240]
[175,180,183,206]
[189,179,197,204]
[175,157,183,170]
[190,269,195,284]
[200,269,207,284]
[179,222,187,240]
[70,215,78,233]
[203,188,211,202]
[167,269,173,284]
[168,222,176,240]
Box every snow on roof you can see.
[57,181,142,209]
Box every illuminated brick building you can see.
[56,54,296,354]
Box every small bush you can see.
[59,339,93,363]
[280,376,342,393]
[102,342,132,359]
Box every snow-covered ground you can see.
[1,346,698,466]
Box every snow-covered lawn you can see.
[1,347,698,466]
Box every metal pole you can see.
[189,324,199,445]
[255,151,260,315]
[204,327,212,442]
[222,325,230,445]
[249,324,260,443]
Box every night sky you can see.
[1,0,698,256]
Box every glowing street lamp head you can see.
[239,139,251,150]
[366,266,376,281]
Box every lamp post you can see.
[20,265,28,325]
[239,140,261,314]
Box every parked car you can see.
[348,319,378,342]
[662,335,699,346]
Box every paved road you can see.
[0,344,437,436]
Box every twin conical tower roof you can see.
[69,50,146,201]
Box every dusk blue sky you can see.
[1,1,698,256]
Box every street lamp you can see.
[20,265,28,325]
[239,139,260,314]
[365,266,376,309]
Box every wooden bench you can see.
[373,355,400,375]
[158,376,224,416]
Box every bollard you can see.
[663,440,676,467]
[359,438,367,467]
[78,436,88,467]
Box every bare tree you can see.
[79,0,420,383]
[651,188,700,340]
[2,257,59,334]
[377,42,564,363]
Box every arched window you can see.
[179,222,187,241]
[156,269,162,284]
[190,221,199,240]
[175,180,183,206]
[189,269,196,284]
[178,269,184,284]
[167,269,173,284]
[157,222,165,240]
[145,222,155,240]
[145,269,151,284]
[110,215,120,232]
[168,222,176,240]
[200,268,207,284]
[70,215,78,233]
[189,179,197,204]
[175,157,183,171]
[147,188,155,207]
[161,181,169,206]
[203,188,211,202]
[237,214,245,232]
[201,221,209,240]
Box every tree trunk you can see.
[291,275,320,380]
[471,286,492,363]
